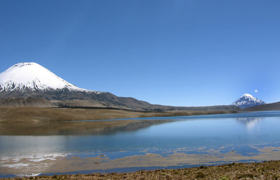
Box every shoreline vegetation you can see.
[2,161,280,179]
[0,107,237,135]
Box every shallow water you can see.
[1,111,280,177]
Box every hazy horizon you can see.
[1,0,280,106]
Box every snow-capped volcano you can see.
[0,62,153,110]
[233,93,265,109]
[0,62,86,92]
[0,62,242,111]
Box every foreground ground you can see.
[0,107,235,135]
[2,161,280,179]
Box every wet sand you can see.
[1,145,280,178]
[1,160,280,179]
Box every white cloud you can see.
[254,89,259,93]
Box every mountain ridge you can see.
[0,62,154,110]
[0,62,239,112]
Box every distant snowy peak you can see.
[233,93,265,109]
[0,62,92,92]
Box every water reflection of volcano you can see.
[236,117,263,130]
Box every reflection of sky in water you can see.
[0,136,69,156]
[2,111,280,176]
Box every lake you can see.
[1,111,280,177]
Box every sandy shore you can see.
[1,161,280,179]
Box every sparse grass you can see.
[0,107,235,135]
[2,161,280,180]
[0,107,174,135]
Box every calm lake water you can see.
[1,111,280,177]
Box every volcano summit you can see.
[0,62,154,110]
[0,62,86,92]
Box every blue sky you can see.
[1,0,280,106]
